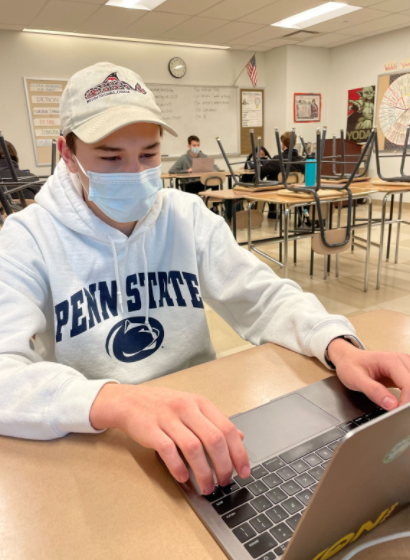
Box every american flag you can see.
[246,55,257,88]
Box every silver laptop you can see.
[192,157,215,173]
[162,376,410,560]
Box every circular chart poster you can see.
[377,71,410,150]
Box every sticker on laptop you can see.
[383,435,410,464]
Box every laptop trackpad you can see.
[232,394,339,464]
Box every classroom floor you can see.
[208,201,410,358]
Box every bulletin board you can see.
[376,70,410,151]
[240,88,264,155]
[24,78,68,166]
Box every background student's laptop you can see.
[167,376,410,560]
[192,157,214,173]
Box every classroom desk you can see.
[353,183,410,290]
[200,185,376,290]
[0,310,408,560]
[161,169,255,191]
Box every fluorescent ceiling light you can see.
[23,29,231,49]
[272,2,361,29]
[105,0,166,10]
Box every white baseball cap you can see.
[60,61,177,143]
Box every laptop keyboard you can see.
[205,407,386,559]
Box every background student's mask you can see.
[75,156,162,222]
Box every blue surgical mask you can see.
[75,156,162,223]
[191,147,200,155]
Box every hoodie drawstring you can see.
[108,235,125,315]
[141,232,154,336]
[108,232,154,335]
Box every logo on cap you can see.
[85,72,147,103]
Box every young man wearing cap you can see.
[169,134,220,195]
[0,62,409,497]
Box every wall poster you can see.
[294,93,321,123]
[347,85,375,143]
[24,78,68,166]
[241,90,263,127]
[376,70,410,150]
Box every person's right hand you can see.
[187,167,192,172]
[90,383,250,495]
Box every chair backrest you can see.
[311,228,351,255]
[278,171,304,185]
[200,172,225,188]
[234,209,264,230]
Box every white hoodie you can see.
[0,160,361,440]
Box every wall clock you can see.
[169,57,186,79]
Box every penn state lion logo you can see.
[106,317,164,363]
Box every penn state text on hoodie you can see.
[0,160,361,440]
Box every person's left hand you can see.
[327,338,410,411]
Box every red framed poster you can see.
[294,93,322,123]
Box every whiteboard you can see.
[148,84,239,157]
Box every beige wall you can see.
[0,30,266,175]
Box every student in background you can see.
[241,146,271,184]
[169,135,220,195]
[0,140,41,200]
[260,131,304,182]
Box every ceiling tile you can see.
[245,45,271,51]
[76,5,145,34]
[257,37,300,47]
[120,11,190,38]
[154,0,221,16]
[198,21,265,43]
[300,32,355,46]
[55,0,106,3]
[362,18,410,34]
[328,35,362,47]
[239,0,325,25]
[226,44,251,49]
[343,0,381,5]
[29,1,100,31]
[231,25,291,45]
[160,16,228,40]
[0,0,47,25]
[306,7,389,33]
[400,7,410,13]
[0,23,26,30]
[345,12,410,34]
[199,0,274,20]
[372,0,410,11]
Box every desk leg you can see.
[364,196,372,292]
[335,202,342,278]
[232,200,237,240]
[284,208,289,277]
[352,200,357,253]
[293,208,297,265]
[247,202,252,251]
[310,205,315,277]
[279,205,283,263]
[395,193,403,264]
[386,195,394,261]
[327,202,333,274]
[376,194,389,290]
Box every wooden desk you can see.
[0,310,409,560]
[200,185,377,290]
[162,169,255,191]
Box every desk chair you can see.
[200,172,226,215]
[0,133,43,222]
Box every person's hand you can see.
[327,338,410,410]
[90,384,250,495]
[187,168,192,172]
